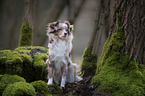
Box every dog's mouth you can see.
[58,33,68,39]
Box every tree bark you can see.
[88,0,114,56]
[91,1,145,95]
[19,0,35,46]
[81,0,115,77]
[110,0,145,64]
[23,0,35,26]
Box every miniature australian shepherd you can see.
[46,20,82,88]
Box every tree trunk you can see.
[110,0,145,65]
[81,0,115,77]
[23,0,35,26]
[91,0,145,95]
[19,0,35,46]
[88,0,114,55]
[82,0,114,77]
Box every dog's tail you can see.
[66,63,82,83]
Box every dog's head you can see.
[47,20,73,40]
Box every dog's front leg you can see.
[61,64,68,88]
[47,60,53,85]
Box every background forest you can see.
[0,0,100,65]
[0,0,145,96]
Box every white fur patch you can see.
[47,77,53,85]
[61,77,66,88]
[49,34,73,62]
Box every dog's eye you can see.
[65,29,69,32]
[58,29,61,31]
[58,27,63,31]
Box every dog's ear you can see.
[48,22,55,30]
[47,20,61,35]
[55,20,61,26]
[49,20,60,30]
[70,25,74,32]
[64,21,74,32]
[64,21,70,29]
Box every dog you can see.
[46,20,82,88]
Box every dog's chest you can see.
[49,40,71,60]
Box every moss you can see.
[31,80,51,95]
[19,22,32,47]
[0,57,7,74]
[0,74,26,95]
[2,82,36,96]
[81,47,97,77]
[15,46,48,54]
[92,28,145,96]
[48,84,62,94]
[20,54,33,81]
[0,46,48,82]
[4,51,23,75]
[0,75,3,80]
[0,50,12,74]
[33,54,48,80]
[0,50,11,57]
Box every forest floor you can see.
[43,76,109,96]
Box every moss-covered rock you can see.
[0,46,48,82]
[81,47,97,77]
[15,46,48,54]
[0,75,3,80]
[6,53,23,75]
[31,80,51,95]
[19,22,32,47]
[92,28,145,96]
[33,54,48,80]
[2,82,36,96]
[0,50,11,57]
[0,74,26,95]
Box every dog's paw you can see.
[46,59,50,64]
[60,77,66,88]
[47,78,53,85]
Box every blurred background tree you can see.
[0,0,115,65]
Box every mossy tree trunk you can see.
[110,0,145,65]
[91,0,145,95]
[19,0,35,47]
[81,0,115,77]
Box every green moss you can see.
[15,46,48,54]
[0,46,48,82]
[19,22,32,47]
[2,82,36,96]
[0,74,26,95]
[4,51,23,75]
[92,28,145,96]
[31,80,51,95]
[0,50,11,57]
[0,57,7,74]
[48,84,62,94]
[33,54,48,80]
[0,75,3,80]
[20,54,33,81]
[81,47,97,77]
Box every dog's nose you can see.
[64,33,67,36]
